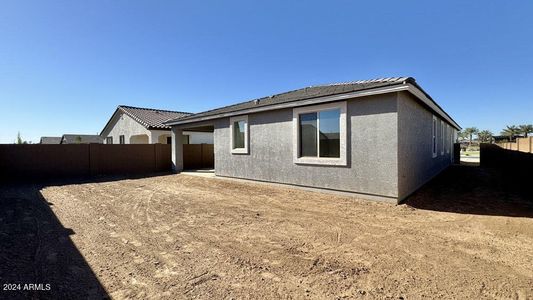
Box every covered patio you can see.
[171,123,215,171]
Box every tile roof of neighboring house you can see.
[118,105,191,130]
[165,77,460,129]
[39,137,62,144]
[60,134,103,144]
[166,77,411,123]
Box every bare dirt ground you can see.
[1,165,532,299]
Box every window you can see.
[441,120,445,155]
[293,101,347,166]
[450,128,454,162]
[166,136,172,144]
[446,125,450,154]
[299,110,341,158]
[119,135,125,144]
[230,115,249,154]
[106,137,113,144]
[432,116,437,158]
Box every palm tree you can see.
[463,127,479,145]
[518,124,533,137]
[501,125,520,141]
[477,130,493,143]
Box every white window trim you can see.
[441,120,445,155]
[230,115,249,154]
[292,101,347,166]
[432,115,438,158]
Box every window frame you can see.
[182,135,190,145]
[450,128,455,163]
[441,120,445,156]
[106,137,113,144]
[432,115,438,158]
[119,135,125,144]
[293,101,347,166]
[230,115,249,154]
[446,124,450,154]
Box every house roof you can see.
[167,77,409,124]
[164,77,459,129]
[39,137,62,144]
[60,134,103,144]
[101,105,192,135]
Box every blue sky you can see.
[1,1,532,143]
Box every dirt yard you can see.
[1,166,532,299]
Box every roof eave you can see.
[164,80,460,130]
[165,83,411,126]
[406,83,461,130]
[100,107,124,136]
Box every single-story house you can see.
[60,134,103,144]
[100,105,213,145]
[40,136,62,144]
[165,77,461,203]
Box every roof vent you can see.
[254,99,260,104]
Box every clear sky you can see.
[1,1,532,143]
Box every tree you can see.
[477,130,493,143]
[15,132,28,144]
[518,124,533,137]
[75,136,83,144]
[457,130,468,142]
[501,125,520,141]
[463,127,479,145]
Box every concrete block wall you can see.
[499,137,533,154]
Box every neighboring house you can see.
[40,137,62,144]
[165,77,461,203]
[100,105,213,145]
[60,134,103,144]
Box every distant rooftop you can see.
[40,136,61,144]
[118,105,191,130]
[60,134,103,144]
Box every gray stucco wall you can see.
[211,94,399,198]
[397,91,454,200]
[172,91,457,202]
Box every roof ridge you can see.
[62,134,101,136]
[118,105,192,115]
[311,76,413,87]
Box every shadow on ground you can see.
[0,183,110,299]
[405,164,533,218]
[0,173,172,299]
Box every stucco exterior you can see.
[102,111,213,145]
[168,77,460,203]
[214,94,399,198]
[173,94,400,200]
[171,91,458,203]
[397,91,456,200]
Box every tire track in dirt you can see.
[33,174,533,299]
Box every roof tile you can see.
[119,106,191,129]
[167,77,411,123]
